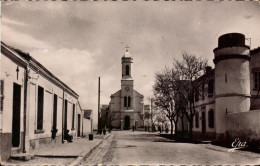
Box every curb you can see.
[204,144,260,158]
[69,133,111,166]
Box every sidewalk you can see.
[3,133,110,165]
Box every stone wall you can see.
[226,110,260,146]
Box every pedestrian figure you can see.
[132,125,135,132]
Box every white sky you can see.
[1,1,260,128]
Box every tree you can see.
[156,112,169,132]
[173,52,208,140]
[153,67,180,136]
[108,111,120,129]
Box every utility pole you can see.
[98,77,101,134]
[150,98,153,132]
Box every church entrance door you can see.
[124,116,130,130]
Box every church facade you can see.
[108,50,144,130]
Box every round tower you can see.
[213,33,251,140]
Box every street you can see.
[82,131,260,165]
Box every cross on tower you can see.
[125,45,129,52]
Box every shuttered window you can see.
[124,96,127,107]
[37,86,44,130]
[208,109,214,128]
[72,104,75,129]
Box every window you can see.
[37,86,44,130]
[254,71,260,90]
[195,112,199,128]
[126,65,130,76]
[208,79,214,97]
[0,80,4,112]
[195,89,199,102]
[208,109,214,128]
[128,96,131,107]
[52,94,58,130]
[72,104,75,130]
[201,83,205,100]
[124,96,127,107]
[64,100,68,130]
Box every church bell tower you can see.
[121,46,134,110]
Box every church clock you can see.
[125,86,130,91]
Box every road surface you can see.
[82,130,260,165]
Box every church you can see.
[108,49,144,130]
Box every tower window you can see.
[254,71,260,90]
[128,96,131,107]
[124,96,127,107]
[126,65,130,76]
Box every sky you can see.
[1,1,260,128]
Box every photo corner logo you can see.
[228,138,247,152]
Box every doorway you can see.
[201,112,206,135]
[77,114,81,137]
[124,116,130,130]
[12,83,21,147]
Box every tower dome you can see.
[123,51,132,58]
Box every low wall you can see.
[83,119,92,136]
[226,109,260,146]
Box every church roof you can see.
[111,90,121,97]
[134,90,144,98]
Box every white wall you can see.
[1,53,25,134]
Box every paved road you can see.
[82,130,260,165]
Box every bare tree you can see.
[153,67,180,136]
[108,112,120,129]
[173,52,208,140]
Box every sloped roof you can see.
[1,42,79,98]
[134,89,144,97]
[111,90,121,97]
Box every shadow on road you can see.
[114,131,197,144]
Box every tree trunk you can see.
[170,120,174,136]
[181,115,184,134]
[189,119,193,141]
[174,121,178,138]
